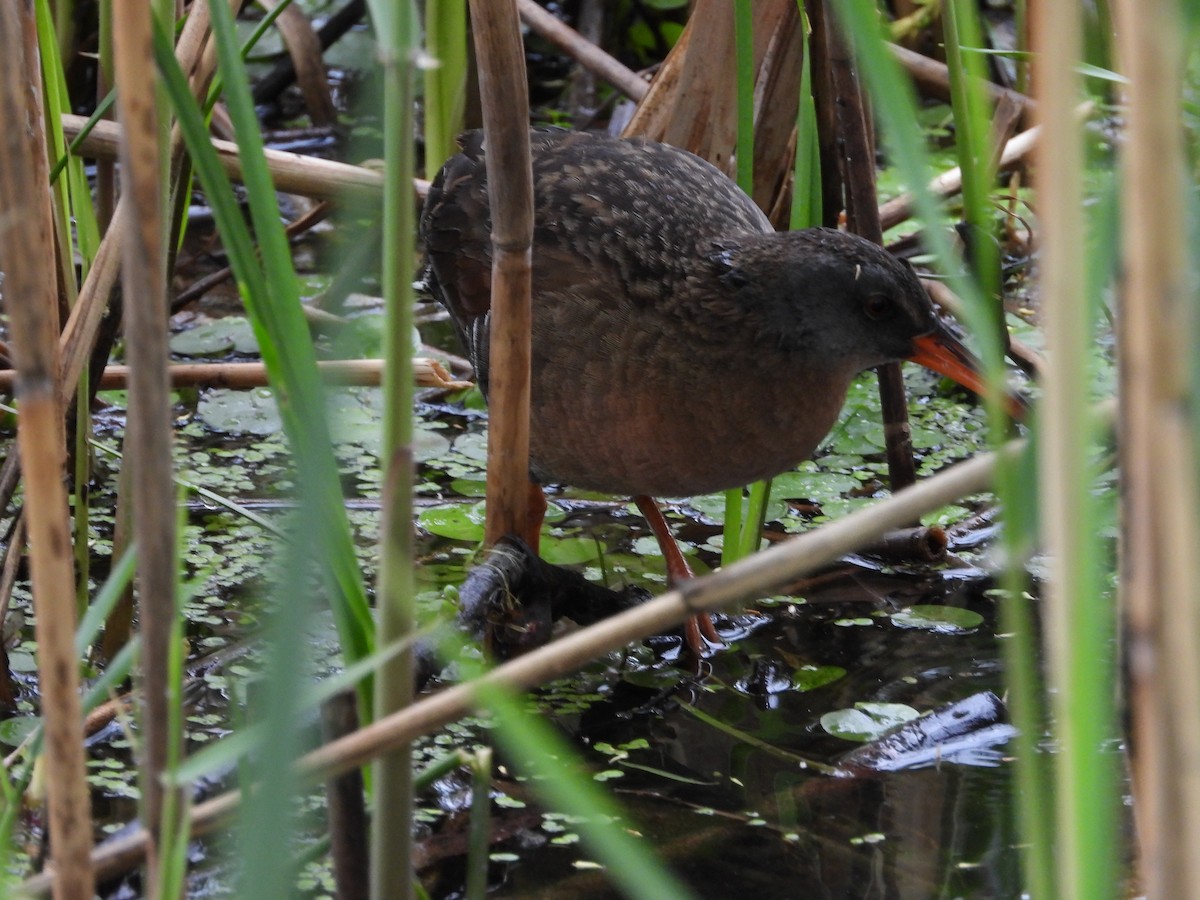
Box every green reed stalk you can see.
[424,0,469,178]
[724,0,772,565]
[836,4,1076,895]
[366,0,420,895]
[790,12,821,233]
[944,7,1060,895]
[1030,1,1118,896]
[156,505,192,899]
[154,10,373,685]
[465,748,492,900]
[158,3,376,891]
[35,0,100,618]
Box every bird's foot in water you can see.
[452,536,729,666]
[456,536,649,659]
[683,612,724,658]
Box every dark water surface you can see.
[421,552,1025,900]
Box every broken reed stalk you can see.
[60,112,408,203]
[878,121,1042,230]
[0,4,94,896]
[466,0,535,547]
[0,358,472,392]
[889,43,1035,116]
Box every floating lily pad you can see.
[890,605,984,634]
[821,702,921,742]
[451,431,489,463]
[413,425,453,463]
[198,388,281,436]
[540,536,601,566]
[170,316,259,357]
[447,477,488,497]
[792,664,846,692]
[417,501,486,541]
[0,715,40,748]
[771,470,860,500]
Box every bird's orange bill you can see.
[908,330,1029,422]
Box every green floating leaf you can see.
[413,425,453,463]
[820,702,921,742]
[7,651,37,673]
[540,536,600,566]
[451,431,489,463]
[417,501,486,541]
[447,476,488,498]
[170,316,259,357]
[197,388,281,436]
[890,605,984,634]
[772,470,860,501]
[0,715,40,748]
[792,664,846,692]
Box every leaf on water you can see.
[447,477,488,498]
[540,536,601,566]
[890,605,984,634]
[170,316,259,357]
[0,715,40,747]
[451,431,489,463]
[820,703,921,742]
[417,501,487,541]
[792,664,846,692]
[413,425,453,463]
[197,388,281,436]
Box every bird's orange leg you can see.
[633,495,723,653]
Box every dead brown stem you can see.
[467,0,535,547]
[0,5,94,894]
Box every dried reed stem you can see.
[467,0,534,546]
[0,4,93,896]
[1113,0,1200,895]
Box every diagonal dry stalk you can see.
[517,0,648,101]
[61,112,405,202]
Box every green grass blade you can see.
[153,13,374,681]
[423,0,469,177]
[724,0,770,566]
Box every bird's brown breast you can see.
[525,284,856,496]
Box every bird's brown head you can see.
[710,229,943,364]
[708,226,1010,409]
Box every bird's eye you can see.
[864,294,892,319]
